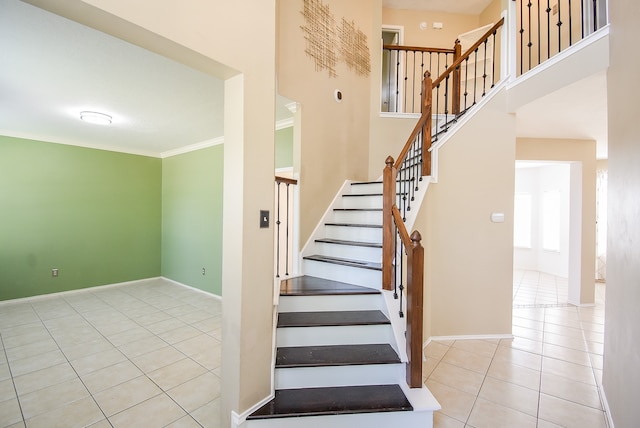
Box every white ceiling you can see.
[382,0,495,14]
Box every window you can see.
[514,193,532,248]
[542,190,561,252]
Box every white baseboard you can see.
[0,276,162,305]
[160,276,222,300]
[231,393,275,428]
[600,387,615,428]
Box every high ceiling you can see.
[1,0,608,159]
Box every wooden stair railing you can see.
[382,17,505,389]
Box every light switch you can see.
[260,210,270,228]
[491,212,505,223]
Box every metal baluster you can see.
[395,50,400,112]
[386,49,392,112]
[275,181,281,278]
[404,51,409,113]
[435,83,440,142]
[402,158,408,221]
[492,31,498,88]
[557,0,563,54]
[393,223,398,299]
[398,239,405,318]
[420,52,425,111]
[285,182,291,276]
[538,0,541,67]
[444,75,450,129]
[593,0,598,32]
[568,0,573,46]
[547,0,551,60]
[473,49,478,105]
[482,40,488,97]
[527,1,532,72]
[463,57,469,111]
[519,0,524,75]
[418,131,424,183]
[412,51,417,113]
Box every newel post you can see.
[382,156,396,291]
[421,71,433,177]
[406,230,424,388]
[452,39,462,115]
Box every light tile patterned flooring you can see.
[513,269,570,307]
[1,275,608,428]
[0,278,221,428]
[426,275,608,428]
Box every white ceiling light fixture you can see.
[80,111,112,125]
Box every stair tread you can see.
[343,193,383,197]
[247,384,412,419]
[324,222,382,228]
[280,276,380,296]
[333,208,382,212]
[277,310,390,328]
[350,181,383,185]
[315,238,382,248]
[276,343,400,368]
[303,255,382,271]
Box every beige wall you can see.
[278,0,374,244]
[604,0,640,425]
[516,138,596,305]
[419,89,515,338]
[25,1,279,425]
[382,8,480,49]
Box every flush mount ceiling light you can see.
[80,111,112,125]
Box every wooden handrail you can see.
[432,18,505,88]
[383,44,455,54]
[275,176,298,185]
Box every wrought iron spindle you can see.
[482,40,488,97]
[395,51,401,112]
[527,1,533,72]
[285,182,291,276]
[547,0,551,60]
[557,0,563,53]
[473,49,479,105]
[463,57,469,111]
[538,0,542,67]
[568,0,573,45]
[492,32,497,88]
[398,238,405,318]
[519,0,524,75]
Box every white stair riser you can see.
[341,196,383,209]
[276,324,394,347]
[349,183,383,195]
[332,210,382,224]
[314,242,381,263]
[243,409,434,428]
[303,260,381,288]
[278,294,382,312]
[275,363,403,389]
[324,226,381,243]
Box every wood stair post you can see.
[382,156,396,291]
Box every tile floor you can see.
[513,269,570,307]
[0,278,222,428]
[1,275,609,428]
[425,280,608,428]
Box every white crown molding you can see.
[160,136,224,158]
[284,101,298,113]
[276,117,294,130]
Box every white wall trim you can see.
[230,393,275,428]
[0,277,162,305]
[160,136,225,158]
[379,112,420,119]
[601,387,615,428]
[160,276,222,300]
[276,117,294,130]
[0,130,163,158]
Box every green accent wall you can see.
[161,145,224,296]
[275,127,293,169]
[0,136,162,300]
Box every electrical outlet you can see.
[202,267,206,276]
[52,268,59,277]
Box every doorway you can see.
[381,26,403,112]
[513,161,573,306]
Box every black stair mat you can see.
[303,255,382,271]
[324,222,382,228]
[277,310,390,328]
[315,238,382,248]
[276,343,400,368]
[247,384,412,419]
[280,276,380,296]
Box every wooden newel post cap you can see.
[424,70,431,79]
[385,156,395,168]
[410,230,423,247]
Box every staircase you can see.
[244,181,438,427]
